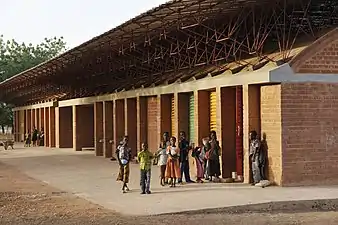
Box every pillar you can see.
[147,96,159,153]
[243,84,261,184]
[49,107,56,147]
[44,108,50,147]
[55,107,60,148]
[126,98,137,157]
[137,97,147,153]
[16,111,20,141]
[94,102,104,156]
[20,110,25,142]
[103,101,113,158]
[113,99,125,156]
[23,110,27,141]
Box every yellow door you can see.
[210,91,217,132]
[171,96,176,138]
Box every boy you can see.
[116,136,132,193]
[137,143,153,194]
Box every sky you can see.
[1,0,168,48]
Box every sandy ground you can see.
[2,162,338,224]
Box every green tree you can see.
[0,35,67,133]
[0,103,13,133]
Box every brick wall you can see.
[147,97,158,153]
[261,85,282,185]
[126,98,137,156]
[291,28,338,74]
[281,82,338,186]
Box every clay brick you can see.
[103,101,113,158]
[291,28,338,74]
[147,96,158,153]
[126,98,137,157]
[261,85,282,185]
[281,82,338,186]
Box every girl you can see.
[24,132,31,147]
[208,131,221,181]
[165,137,181,187]
[157,132,170,186]
[192,138,209,183]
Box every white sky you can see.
[1,0,168,48]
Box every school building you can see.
[1,0,338,186]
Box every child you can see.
[116,136,132,193]
[137,143,153,194]
[192,143,205,183]
[202,137,211,180]
[24,132,31,147]
[156,143,168,186]
[165,137,181,187]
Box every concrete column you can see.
[126,98,137,157]
[220,86,237,178]
[137,97,147,153]
[22,110,27,141]
[17,111,20,141]
[44,107,50,147]
[114,99,125,156]
[13,111,17,141]
[19,110,25,142]
[243,84,261,184]
[72,106,77,150]
[55,107,60,148]
[103,101,113,158]
[94,102,104,156]
[49,107,56,148]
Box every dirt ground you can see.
[1,162,338,225]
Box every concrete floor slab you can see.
[1,145,338,215]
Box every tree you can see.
[0,35,67,132]
[0,103,13,133]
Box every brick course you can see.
[147,96,158,153]
[261,85,282,185]
[291,28,338,74]
[281,82,338,186]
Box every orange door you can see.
[236,86,244,176]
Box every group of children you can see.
[24,127,44,147]
[115,130,222,194]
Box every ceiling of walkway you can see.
[1,0,338,105]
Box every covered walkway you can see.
[2,145,338,215]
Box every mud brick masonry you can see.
[3,0,338,187]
